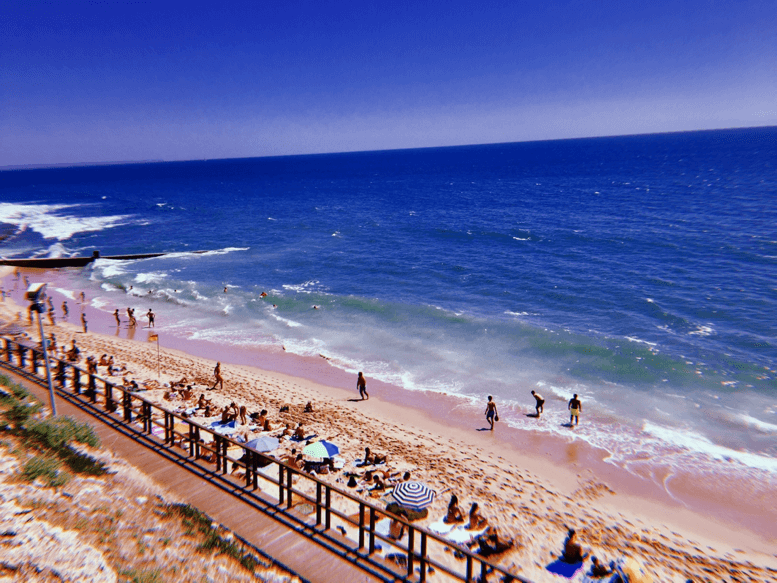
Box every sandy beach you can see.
[1,267,776,582]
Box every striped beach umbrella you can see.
[391,481,436,511]
[302,440,340,459]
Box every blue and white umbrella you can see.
[302,440,340,459]
[392,481,436,511]
[244,436,280,453]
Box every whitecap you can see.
[0,202,133,240]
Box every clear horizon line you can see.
[2,123,775,172]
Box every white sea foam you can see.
[269,313,303,328]
[624,336,657,346]
[157,247,249,260]
[688,324,714,337]
[134,272,168,284]
[512,236,530,241]
[642,421,777,473]
[0,202,132,240]
[282,280,322,294]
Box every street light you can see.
[25,283,57,416]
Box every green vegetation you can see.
[164,503,259,572]
[21,455,70,487]
[118,568,163,583]
[0,374,107,485]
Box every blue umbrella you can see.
[392,481,435,511]
[244,436,280,453]
[302,440,340,459]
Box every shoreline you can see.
[2,267,776,581]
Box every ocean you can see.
[1,127,776,491]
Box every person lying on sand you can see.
[475,526,513,556]
[590,556,613,578]
[467,502,488,530]
[561,528,588,563]
[363,447,388,465]
[445,494,465,524]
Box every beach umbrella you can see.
[392,481,436,511]
[244,436,280,453]
[302,440,340,459]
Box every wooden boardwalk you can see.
[6,369,389,583]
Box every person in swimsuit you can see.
[531,390,545,417]
[113,309,121,327]
[357,372,369,400]
[81,312,88,333]
[485,396,498,430]
[61,301,68,319]
[146,308,155,328]
[568,394,582,426]
[213,362,224,390]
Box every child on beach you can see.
[357,371,369,400]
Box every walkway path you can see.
[4,368,389,583]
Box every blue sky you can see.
[2,1,775,165]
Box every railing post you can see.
[18,344,25,368]
[30,349,38,374]
[358,503,365,549]
[73,368,81,394]
[316,483,323,527]
[407,526,415,577]
[420,532,427,583]
[4,339,11,362]
[215,435,222,471]
[105,382,114,412]
[222,439,228,474]
[480,559,487,582]
[251,454,258,491]
[325,486,331,531]
[286,468,293,508]
[279,465,284,505]
[164,412,171,444]
[466,555,473,582]
[368,507,376,555]
[123,391,132,422]
[87,374,97,402]
[188,424,195,457]
[56,360,66,388]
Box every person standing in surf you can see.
[531,390,545,418]
[113,309,121,327]
[357,372,369,400]
[485,396,498,430]
[146,309,155,328]
[568,393,582,426]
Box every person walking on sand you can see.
[357,371,369,400]
[568,393,582,426]
[531,390,545,417]
[213,362,224,390]
[62,300,69,319]
[113,309,121,327]
[81,312,88,333]
[146,309,155,328]
[485,395,498,430]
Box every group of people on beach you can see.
[483,392,583,430]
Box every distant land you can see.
[0,160,165,171]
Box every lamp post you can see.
[26,283,57,416]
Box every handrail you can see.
[0,335,532,583]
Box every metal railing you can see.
[0,336,531,583]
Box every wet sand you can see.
[2,267,776,582]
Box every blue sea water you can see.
[1,127,776,484]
